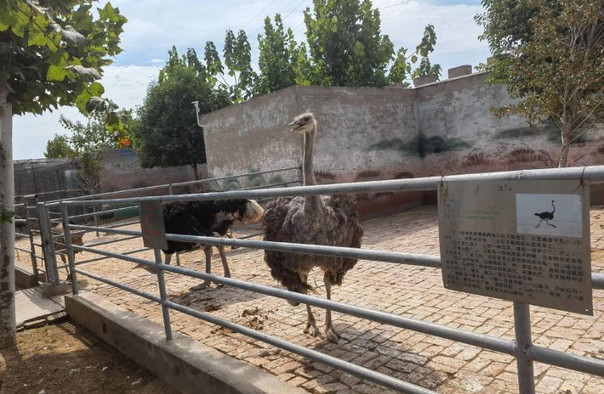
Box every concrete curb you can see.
[15,265,44,289]
[65,292,305,394]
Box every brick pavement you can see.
[15,206,604,393]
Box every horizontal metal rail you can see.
[15,232,28,237]
[71,244,604,377]
[15,246,32,253]
[85,235,141,248]
[57,246,152,269]
[68,205,139,221]
[61,166,604,206]
[42,166,301,206]
[69,224,604,290]
[73,265,432,393]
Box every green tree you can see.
[477,0,603,167]
[303,0,395,87]
[54,112,123,193]
[202,31,257,103]
[132,49,227,180]
[0,0,126,347]
[44,134,74,158]
[256,14,299,94]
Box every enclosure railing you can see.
[55,166,604,393]
[31,167,302,282]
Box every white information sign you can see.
[438,179,592,315]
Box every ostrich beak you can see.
[288,120,301,132]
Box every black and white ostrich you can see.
[534,200,556,228]
[262,112,363,343]
[138,199,264,287]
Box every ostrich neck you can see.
[303,127,322,212]
[303,130,316,186]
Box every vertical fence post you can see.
[154,248,172,340]
[37,202,58,284]
[60,203,79,295]
[92,199,99,237]
[22,197,39,279]
[168,184,173,195]
[514,302,535,394]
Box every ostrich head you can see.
[288,112,316,135]
[239,199,265,224]
[221,199,264,224]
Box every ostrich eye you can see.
[303,116,310,121]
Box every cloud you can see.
[13,0,489,159]
[13,64,160,160]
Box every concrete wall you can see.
[201,72,604,213]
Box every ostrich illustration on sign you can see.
[516,193,582,238]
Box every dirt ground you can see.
[0,320,178,394]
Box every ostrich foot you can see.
[326,325,340,343]
[303,317,321,338]
[191,280,211,291]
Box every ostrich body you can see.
[262,113,363,343]
[138,199,264,287]
[534,200,556,228]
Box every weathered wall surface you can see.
[99,149,206,193]
[415,72,604,177]
[202,88,301,182]
[201,72,604,213]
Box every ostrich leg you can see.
[324,274,341,343]
[304,304,321,337]
[199,245,212,288]
[217,245,231,278]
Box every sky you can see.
[13,0,490,160]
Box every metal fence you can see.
[49,166,604,393]
[17,167,301,285]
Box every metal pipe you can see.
[70,244,517,355]
[70,245,604,378]
[74,264,432,393]
[37,202,58,284]
[165,299,433,394]
[76,268,161,303]
[61,166,604,206]
[23,198,38,277]
[44,166,302,206]
[85,235,141,248]
[68,224,604,290]
[513,303,535,394]
[528,346,604,377]
[57,246,151,269]
[154,249,172,341]
[60,203,79,294]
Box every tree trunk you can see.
[0,84,16,348]
[558,126,572,168]
[192,164,199,181]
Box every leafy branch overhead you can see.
[478,0,603,167]
[0,0,127,115]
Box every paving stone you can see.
[535,376,563,393]
[55,206,604,394]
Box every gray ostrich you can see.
[262,112,363,343]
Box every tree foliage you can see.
[0,0,127,115]
[132,50,229,179]
[477,0,603,167]
[256,14,299,95]
[44,134,73,158]
[45,112,126,193]
[302,0,395,87]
